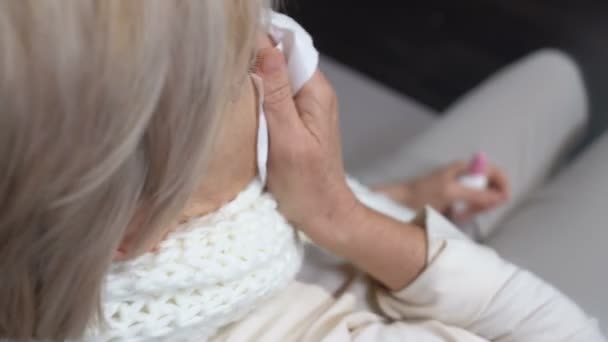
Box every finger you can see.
[297,70,334,106]
[256,47,302,130]
[488,165,511,199]
[445,160,469,178]
[295,70,337,127]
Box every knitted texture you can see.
[87,180,303,341]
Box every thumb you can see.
[256,48,301,129]
[446,160,470,178]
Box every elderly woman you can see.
[0,1,604,341]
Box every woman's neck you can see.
[180,77,260,220]
[116,77,260,259]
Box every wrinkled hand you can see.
[257,48,431,290]
[256,48,357,239]
[376,161,510,221]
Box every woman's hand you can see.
[256,48,358,238]
[375,161,510,221]
[257,48,427,290]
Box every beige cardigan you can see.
[215,205,604,341]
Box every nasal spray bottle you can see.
[452,152,488,240]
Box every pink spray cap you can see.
[469,152,487,175]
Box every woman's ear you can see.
[113,246,129,261]
[114,212,181,262]
[113,209,146,261]
[114,226,137,261]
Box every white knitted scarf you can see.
[87,180,303,341]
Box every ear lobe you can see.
[114,207,147,261]
[113,243,130,261]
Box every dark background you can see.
[283,0,608,145]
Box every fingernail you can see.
[261,49,282,74]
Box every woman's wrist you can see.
[302,188,428,291]
[345,208,427,290]
[375,181,423,211]
[400,181,425,210]
[396,182,417,209]
[299,184,363,247]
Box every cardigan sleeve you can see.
[372,207,605,342]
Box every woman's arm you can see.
[257,47,426,290]
[314,196,427,291]
[257,47,605,341]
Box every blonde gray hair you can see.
[0,1,265,339]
